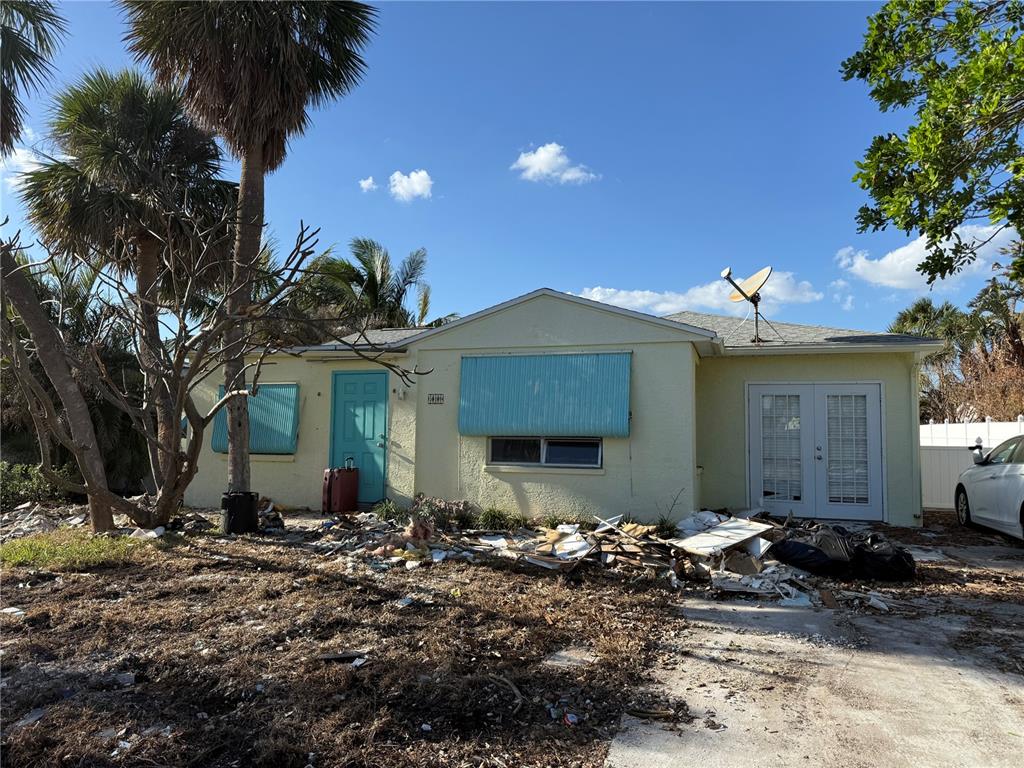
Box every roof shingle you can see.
[663,309,937,348]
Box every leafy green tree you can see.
[121,0,377,494]
[843,0,1024,282]
[1,258,149,490]
[19,69,230,487]
[0,0,66,155]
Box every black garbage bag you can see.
[850,533,916,581]
[771,523,916,582]
[770,525,855,578]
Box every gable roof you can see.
[276,290,942,358]
[664,309,942,353]
[334,288,720,351]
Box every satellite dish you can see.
[728,266,772,303]
[720,265,775,344]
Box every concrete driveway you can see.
[607,544,1024,768]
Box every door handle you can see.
[376,442,385,448]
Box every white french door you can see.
[748,384,883,521]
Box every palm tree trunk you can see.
[136,235,174,489]
[225,143,265,493]
[1,249,114,532]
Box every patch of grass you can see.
[479,507,525,530]
[655,515,678,538]
[370,499,406,523]
[0,529,141,570]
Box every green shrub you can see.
[478,507,531,530]
[370,498,406,523]
[478,507,509,530]
[0,462,73,511]
[409,494,476,531]
[655,515,677,538]
[0,529,141,570]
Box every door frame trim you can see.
[329,370,389,499]
[744,380,888,521]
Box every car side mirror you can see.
[969,446,986,465]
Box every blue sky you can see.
[1,1,1012,331]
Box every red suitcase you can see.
[322,466,359,515]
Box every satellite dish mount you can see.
[720,266,773,344]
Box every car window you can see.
[1012,438,1024,464]
[987,437,1022,465]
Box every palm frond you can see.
[0,0,67,154]
[121,0,377,169]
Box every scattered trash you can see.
[420,723,432,733]
[11,707,47,728]
[129,526,165,540]
[542,646,598,668]
[114,672,136,687]
[315,650,369,664]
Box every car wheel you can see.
[955,486,972,527]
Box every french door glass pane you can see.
[760,394,802,502]
[826,394,869,504]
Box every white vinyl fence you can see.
[920,417,1024,510]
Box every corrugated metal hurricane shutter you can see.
[459,353,631,437]
[212,383,300,454]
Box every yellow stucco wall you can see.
[184,354,418,510]
[406,294,702,520]
[185,293,703,521]
[694,351,922,526]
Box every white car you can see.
[955,435,1024,540]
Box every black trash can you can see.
[221,491,259,534]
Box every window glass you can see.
[1012,439,1024,464]
[988,438,1021,465]
[545,439,602,467]
[490,438,541,464]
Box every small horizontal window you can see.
[489,437,602,468]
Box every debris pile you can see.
[1,501,88,542]
[301,505,916,609]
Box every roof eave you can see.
[720,341,944,356]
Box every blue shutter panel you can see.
[211,383,300,454]
[459,353,631,437]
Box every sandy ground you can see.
[606,543,1024,768]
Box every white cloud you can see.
[828,278,854,310]
[389,169,433,202]
[835,225,1015,291]
[576,271,823,317]
[510,142,599,185]
[358,175,377,192]
[0,128,41,191]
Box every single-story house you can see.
[185,288,943,526]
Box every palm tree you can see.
[121,0,377,494]
[19,69,229,487]
[0,0,66,155]
[888,297,978,365]
[304,238,457,334]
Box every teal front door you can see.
[330,371,387,503]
